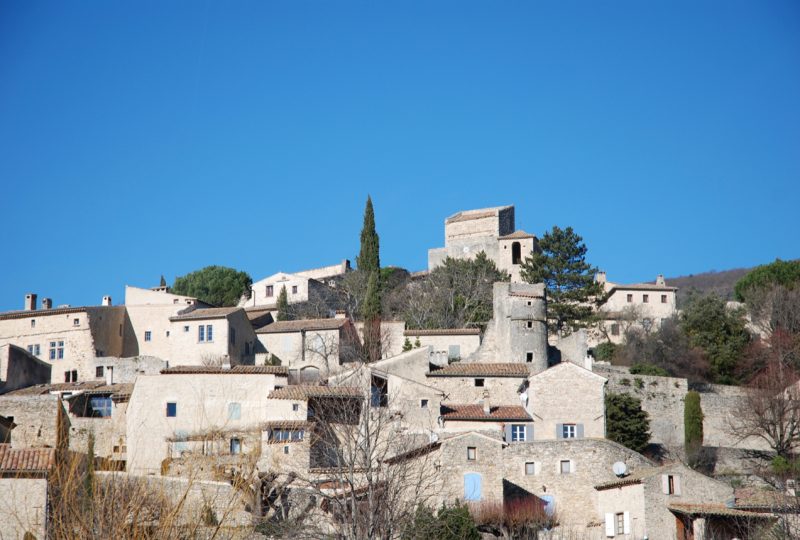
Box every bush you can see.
[684,391,704,467]
[629,363,669,377]
[593,342,617,362]
[404,502,479,540]
[606,392,650,453]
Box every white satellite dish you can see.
[612,462,627,477]
[519,392,528,403]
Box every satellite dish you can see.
[519,392,528,403]
[612,462,627,477]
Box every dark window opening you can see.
[370,375,388,408]
[526,352,533,363]
[96,366,104,378]
[474,378,485,387]
[512,242,522,264]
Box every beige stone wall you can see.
[67,400,128,460]
[497,237,536,282]
[0,477,48,539]
[126,373,280,475]
[602,287,676,319]
[294,260,350,281]
[401,333,481,360]
[699,384,771,450]
[436,433,507,504]
[429,376,525,406]
[124,286,197,307]
[353,321,407,360]
[245,272,312,308]
[0,344,51,394]
[124,304,182,360]
[168,312,256,367]
[0,395,63,449]
[528,363,606,440]
[257,328,341,372]
[596,483,647,539]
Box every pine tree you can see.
[605,392,651,452]
[276,285,291,321]
[362,270,382,362]
[160,275,167,287]
[356,196,380,274]
[684,391,704,467]
[402,338,413,352]
[520,226,602,336]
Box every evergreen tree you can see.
[684,391,704,467]
[85,431,95,503]
[276,285,291,321]
[172,265,252,307]
[605,392,651,453]
[402,337,413,352]
[160,275,167,287]
[520,226,602,336]
[356,196,381,274]
[362,271,382,361]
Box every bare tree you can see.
[745,284,800,337]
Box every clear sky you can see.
[1,1,798,311]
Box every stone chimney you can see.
[24,293,37,311]
[656,274,666,286]
[595,271,607,284]
[41,298,52,310]
[102,295,112,306]
[334,310,347,320]
[482,390,491,415]
[105,366,114,386]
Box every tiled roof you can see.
[595,464,688,490]
[403,328,481,336]
[427,363,530,378]
[0,445,56,473]
[160,365,288,375]
[734,487,798,510]
[0,306,91,321]
[608,283,677,292]
[384,441,442,465]
[446,210,497,223]
[441,404,532,421]
[508,291,545,299]
[499,230,536,240]
[256,318,348,334]
[262,420,314,430]
[268,385,363,400]
[4,381,121,396]
[169,306,242,321]
[668,503,773,519]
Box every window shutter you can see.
[605,513,615,537]
[570,460,576,473]
[526,424,533,442]
[534,461,541,475]
[504,424,513,443]
[674,475,682,495]
[623,511,630,534]
[577,423,585,439]
[556,423,563,439]
[661,474,669,494]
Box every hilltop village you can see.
[0,204,796,539]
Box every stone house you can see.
[527,361,607,441]
[595,462,768,540]
[242,271,340,310]
[168,306,258,366]
[426,362,530,407]
[0,344,52,394]
[255,315,361,381]
[0,445,56,540]
[126,365,288,476]
[591,273,678,346]
[427,205,539,282]
[439,401,533,441]
[0,391,67,451]
[401,328,482,361]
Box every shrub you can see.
[634,378,644,390]
[606,392,651,452]
[619,378,631,386]
[402,338,413,352]
[404,502,480,540]
[629,363,669,377]
[593,342,617,362]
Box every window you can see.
[560,460,571,474]
[199,324,213,342]
[526,321,533,329]
[183,325,189,332]
[73,318,80,326]
[31,319,36,328]
[119,324,122,337]
[166,402,177,417]
[292,285,298,294]
[467,447,476,461]
[474,378,485,387]
[230,438,241,455]
[50,341,64,360]
[230,327,236,345]
[27,344,40,356]
[616,513,625,535]
[663,474,682,495]
[228,402,241,420]
[266,285,274,297]
[464,473,481,501]
[448,345,460,360]
[420,399,429,409]
[662,294,668,303]
[206,325,213,342]
[525,462,536,475]
[562,424,576,439]
[96,366,104,378]
[626,293,633,303]
[71,369,77,381]
[510,424,526,442]
[526,352,533,363]
[63,370,78,383]
[668,475,675,494]
[611,324,620,336]
[283,445,289,454]
[89,397,112,417]
[512,242,521,264]
[292,403,300,412]
[144,331,152,342]
[643,294,649,303]
[370,375,388,408]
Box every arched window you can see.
[512,242,522,264]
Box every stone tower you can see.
[492,282,548,373]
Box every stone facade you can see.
[483,282,548,371]
[168,307,257,366]
[0,344,51,394]
[0,477,48,539]
[0,394,66,450]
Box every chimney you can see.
[105,366,114,386]
[595,271,607,284]
[102,295,112,306]
[482,390,491,415]
[24,293,37,311]
[656,274,666,286]
[334,310,347,320]
[41,298,52,310]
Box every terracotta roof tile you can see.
[427,363,531,378]
[0,445,56,473]
[668,503,773,519]
[256,318,348,334]
[499,230,536,240]
[268,385,363,400]
[403,328,481,336]
[5,381,108,396]
[734,487,798,510]
[441,404,532,421]
[608,283,677,292]
[0,306,92,321]
[262,420,314,430]
[169,306,242,321]
[160,365,288,375]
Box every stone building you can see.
[0,344,52,394]
[242,268,345,310]
[427,205,539,282]
[401,328,482,361]
[168,306,257,367]
[0,446,56,540]
[126,365,288,475]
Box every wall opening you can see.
[512,242,522,264]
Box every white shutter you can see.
[674,475,682,496]
[661,474,669,494]
[605,513,615,537]
[623,511,630,534]
[534,461,541,475]
[570,459,576,473]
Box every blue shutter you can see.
[556,423,563,439]
[526,424,533,442]
[504,424,513,442]
[577,424,585,438]
[464,473,482,501]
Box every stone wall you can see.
[0,477,48,539]
[0,344,51,394]
[86,355,166,383]
[0,394,65,449]
[696,383,771,451]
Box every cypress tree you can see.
[684,391,704,467]
[362,270,382,362]
[276,285,291,321]
[357,196,380,274]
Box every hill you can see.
[665,267,752,308]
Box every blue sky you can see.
[1,1,798,310]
